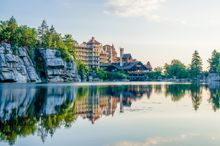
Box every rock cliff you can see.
[0,43,80,83]
[39,48,79,82]
[0,43,40,82]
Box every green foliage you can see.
[0,16,18,46]
[108,71,128,80]
[0,17,77,62]
[147,66,164,80]
[0,16,37,51]
[34,49,47,80]
[77,61,89,81]
[38,23,73,61]
[190,50,203,79]
[208,50,220,73]
[95,67,108,80]
[164,59,189,79]
[154,66,163,73]
[64,34,77,60]
[17,25,38,49]
[37,20,48,42]
[190,84,202,111]
[76,87,89,101]
[146,71,162,80]
[165,84,191,101]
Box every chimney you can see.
[120,48,124,67]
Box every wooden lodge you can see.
[101,61,150,81]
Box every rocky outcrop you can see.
[39,48,79,82]
[0,43,40,82]
[0,43,80,83]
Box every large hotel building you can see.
[76,37,118,68]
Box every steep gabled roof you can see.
[87,37,101,45]
[122,54,132,60]
[109,61,148,71]
[77,42,87,48]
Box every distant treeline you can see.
[147,50,220,80]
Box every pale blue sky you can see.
[1,0,220,70]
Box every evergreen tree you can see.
[0,16,18,47]
[38,20,48,44]
[208,50,220,73]
[63,34,76,60]
[190,50,202,79]
[49,25,56,35]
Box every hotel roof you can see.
[87,37,101,45]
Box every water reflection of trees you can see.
[164,84,203,110]
[165,84,188,102]
[0,83,219,145]
[190,84,202,111]
[209,85,220,111]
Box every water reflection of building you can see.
[75,94,118,124]
[74,85,154,122]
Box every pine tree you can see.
[208,50,220,73]
[190,50,202,79]
[38,20,48,44]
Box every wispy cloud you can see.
[108,133,201,146]
[104,0,166,21]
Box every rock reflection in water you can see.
[0,83,220,145]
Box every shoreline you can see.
[0,81,198,87]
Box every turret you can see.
[120,48,124,67]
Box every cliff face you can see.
[39,49,79,82]
[0,43,40,82]
[0,43,80,83]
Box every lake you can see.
[1,82,220,146]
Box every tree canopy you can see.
[164,59,189,79]
[0,17,76,61]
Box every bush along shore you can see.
[0,17,219,83]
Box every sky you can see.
[1,0,220,70]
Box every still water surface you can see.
[1,82,220,146]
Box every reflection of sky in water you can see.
[1,83,220,146]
